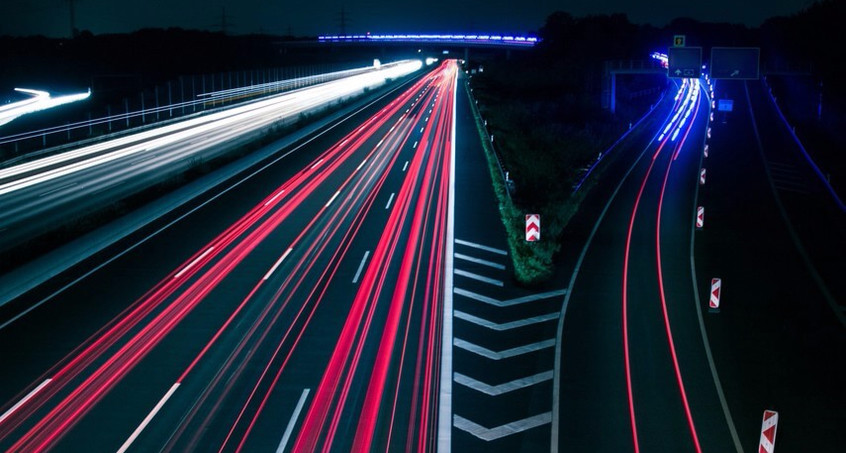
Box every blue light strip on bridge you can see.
[318,34,538,47]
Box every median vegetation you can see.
[465,12,666,285]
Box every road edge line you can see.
[689,82,744,453]
[436,64,457,453]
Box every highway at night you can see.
[1,23,844,453]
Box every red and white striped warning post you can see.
[525,214,540,242]
[709,277,721,312]
[704,144,709,158]
[700,168,707,185]
[758,410,779,453]
[696,206,705,229]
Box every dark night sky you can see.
[0,0,814,38]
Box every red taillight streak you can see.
[216,73,445,451]
[293,67,450,452]
[224,106,423,452]
[6,82,418,451]
[623,131,673,453]
[353,64,456,452]
[655,93,703,453]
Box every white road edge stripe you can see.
[454,239,507,256]
[264,248,293,281]
[174,246,214,279]
[275,388,310,453]
[352,251,370,284]
[454,253,505,270]
[385,193,395,210]
[116,382,180,453]
[0,378,51,424]
[437,70,457,453]
[454,269,503,287]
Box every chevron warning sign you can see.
[700,168,707,185]
[696,206,705,229]
[526,214,540,242]
[709,277,721,311]
[758,410,778,453]
[704,144,709,158]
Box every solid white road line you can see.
[454,269,503,287]
[263,248,293,281]
[174,246,215,279]
[116,382,180,453]
[385,193,395,210]
[0,378,51,424]
[352,251,370,284]
[454,239,507,256]
[438,71,457,453]
[275,388,310,453]
[454,253,505,270]
[453,412,552,441]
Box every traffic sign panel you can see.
[673,35,685,47]
[718,99,734,111]
[711,47,760,80]
[668,47,702,78]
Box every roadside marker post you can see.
[758,410,779,453]
[525,214,540,242]
[709,277,721,312]
[696,206,705,229]
[700,168,707,185]
[704,144,709,158]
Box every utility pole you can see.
[337,6,349,36]
[213,7,235,35]
[65,0,79,38]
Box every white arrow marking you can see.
[454,310,558,331]
[453,412,552,441]
[455,269,503,287]
[454,288,566,307]
[455,239,507,256]
[454,371,553,396]
[453,338,555,360]
[454,253,505,270]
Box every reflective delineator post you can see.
[525,214,540,242]
[709,277,721,312]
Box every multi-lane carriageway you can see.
[0,60,458,452]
